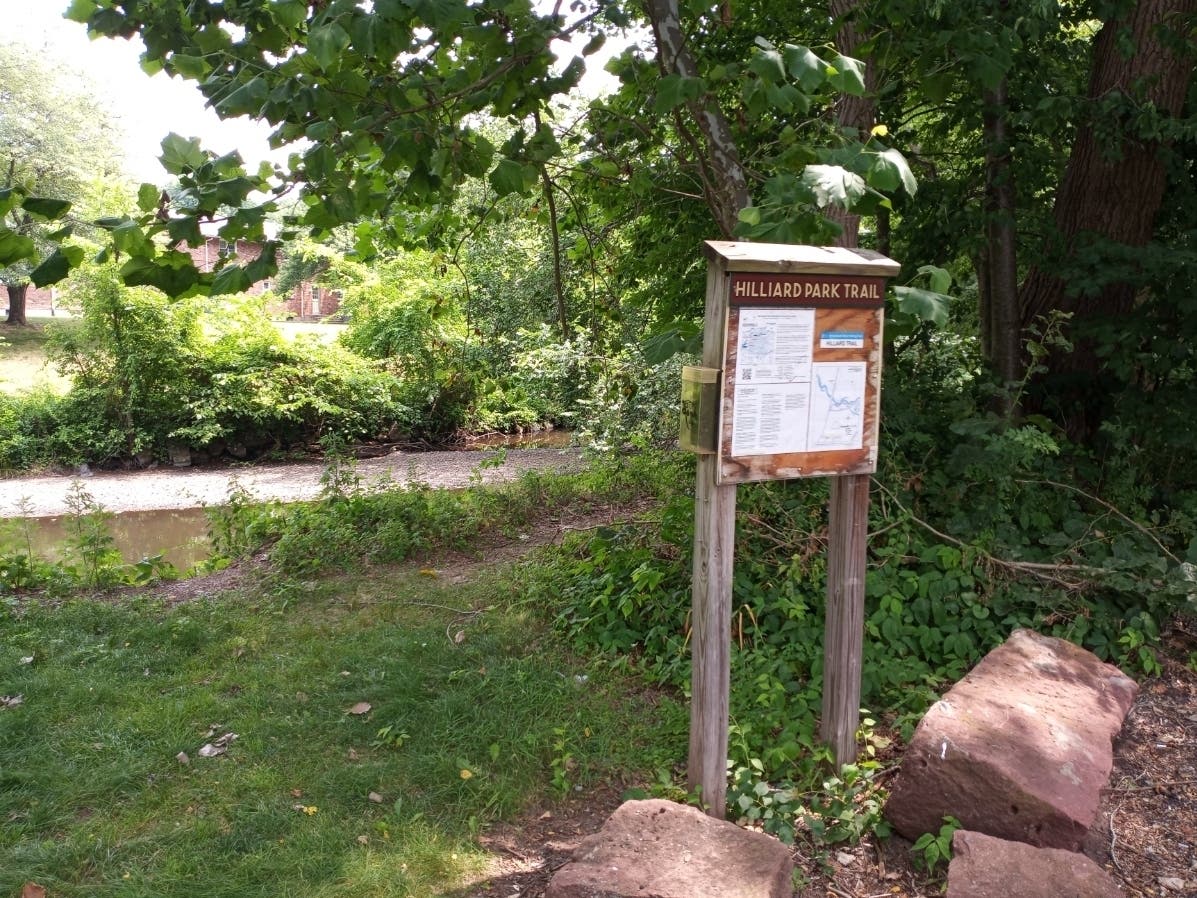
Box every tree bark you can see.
[5,283,28,326]
[983,76,1021,393]
[644,0,751,236]
[1017,0,1197,433]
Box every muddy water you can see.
[23,507,212,572]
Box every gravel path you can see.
[0,448,586,517]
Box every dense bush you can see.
[0,268,411,469]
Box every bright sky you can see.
[0,1,624,186]
[0,1,281,183]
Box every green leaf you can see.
[581,34,606,57]
[737,206,762,226]
[211,263,253,296]
[137,183,161,213]
[0,229,36,265]
[308,23,351,71]
[783,45,825,92]
[30,246,84,287]
[892,286,950,326]
[21,197,72,220]
[0,188,15,217]
[488,158,533,196]
[112,220,155,257]
[654,74,704,114]
[801,164,865,209]
[827,54,866,96]
[217,76,270,116]
[169,54,209,78]
[408,0,472,27]
[119,254,201,297]
[160,133,207,175]
[917,265,952,294]
[867,148,917,196]
[65,0,98,23]
[920,72,954,104]
[272,0,308,29]
[747,48,786,84]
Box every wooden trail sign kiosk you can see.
[684,241,900,818]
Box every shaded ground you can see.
[0,447,585,517]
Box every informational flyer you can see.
[731,309,815,456]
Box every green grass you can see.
[0,566,687,897]
[0,321,76,395]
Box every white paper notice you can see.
[731,309,815,455]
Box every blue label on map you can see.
[820,331,865,349]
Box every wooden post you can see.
[821,472,870,767]
[689,262,736,818]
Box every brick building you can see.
[21,236,340,320]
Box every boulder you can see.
[885,629,1137,850]
[946,830,1124,898]
[545,799,792,898]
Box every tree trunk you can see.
[1018,0,1197,435]
[5,283,28,326]
[644,0,751,236]
[826,0,876,248]
[983,76,1021,394]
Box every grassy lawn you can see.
[0,321,75,395]
[0,565,686,897]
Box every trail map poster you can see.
[718,272,885,483]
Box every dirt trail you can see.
[0,448,585,517]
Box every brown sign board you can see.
[701,242,900,485]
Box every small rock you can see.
[368,792,383,803]
[947,830,1122,898]
[176,752,189,765]
[1159,877,1187,892]
[835,851,855,866]
[546,799,792,898]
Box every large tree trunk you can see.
[5,283,28,326]
[982,75,1021,394]
[644,0,751,237]
[1018,0,1197,436]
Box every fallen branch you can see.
[1015,478,1181,564]
[871,479,1109,588]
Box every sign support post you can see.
[685,241,899,817]
[688,263,737,819]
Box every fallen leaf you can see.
[347,747,359,761]
[303,806,318,816]
[460,769,473,780]
[368,791,383,803]
[198,743,225,758]
[357,834,369,845]
[22,883,46,898]
[19,656,33,665]
[348,702,372,716]
[453,630,466,644]
[295,691,309,703]
[418,568,438,578]
[291,789,303,798]
[176,752,190,766]
[1,695,24,709]
[340,671,351,677]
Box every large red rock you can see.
[946,830,1124,898]
[885,629,1137,850]
[545,799,793,898]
